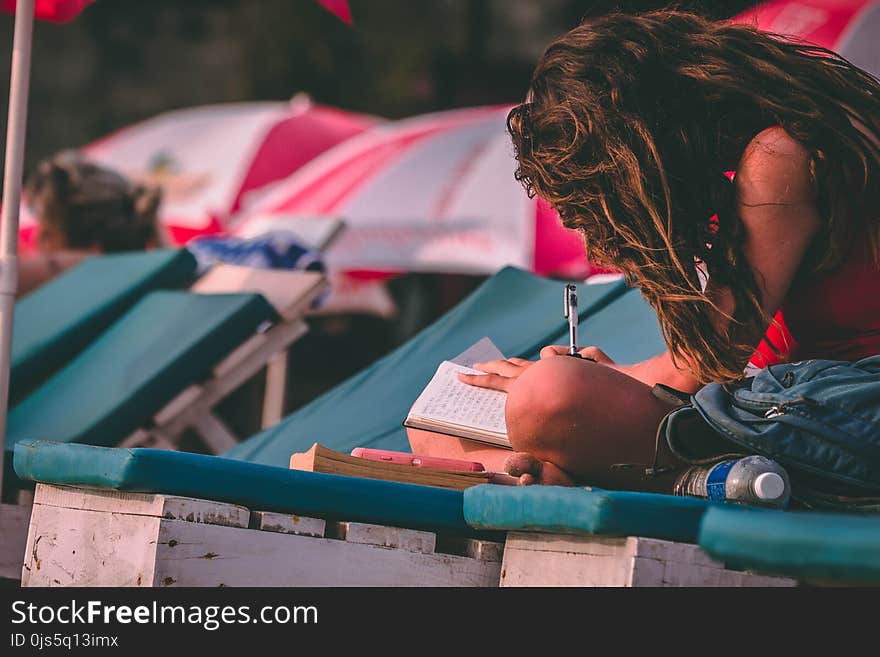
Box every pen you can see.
[564,283,581,358]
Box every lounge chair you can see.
[1,270,326,581]
[10,248,197,405]
[11,215,345,418]
[6,271,326,480]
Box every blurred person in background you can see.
[18,150,163,297]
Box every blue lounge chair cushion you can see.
[698,506,880,583]
[463,484,712,543]
[11,249,197,404]
[226,267,666,466]
[6,290,275,460]
[13,440,475,536]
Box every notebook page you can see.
[449,337,505,369]
[409,360,507,434]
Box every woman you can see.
[18,151,163,296]
[455,11,880,490]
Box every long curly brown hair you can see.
[508,10,880,384]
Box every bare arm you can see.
[616,127,823,389]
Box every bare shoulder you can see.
[736,126,816,206]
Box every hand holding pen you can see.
[456,283,599,393]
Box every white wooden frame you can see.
[21,484,503,587]
[14,483,810,587]
[498,532,796,587]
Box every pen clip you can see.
[564,283,577,319]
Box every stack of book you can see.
[290,443,516,491]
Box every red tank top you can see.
[751,238,880,367]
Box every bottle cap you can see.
[753,472,786,501]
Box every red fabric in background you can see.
[2,1,350,24]
[533,197,595,278]
[314,0,351,23]
[733,0,868,49]
[0,0,93,23]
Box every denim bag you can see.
[660,355,880,510]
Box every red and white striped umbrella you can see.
[18,96,378,251]
[234,105,591,279]
[734,0,880,76]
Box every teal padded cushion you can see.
[226,267,666,466]
[13,440,475,536]
[464,484,712,543]
[6,290,274,459]
[698,506,880,583]
[11,249,197,404]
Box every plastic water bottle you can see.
[673,455,791,508]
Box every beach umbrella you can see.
[234,105,590,279]
[734,0,880,76]
[17,97,378,250]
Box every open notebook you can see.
[403,338,510,449]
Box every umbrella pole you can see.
[0,0,35,496]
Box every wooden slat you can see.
[153,520,498,587]
[436,536,504,563]
[632,536,723,569]
[120,429,178,451]
[211,334,268,380]
[630,556,796,587]
[251,511,326,538]
[261,351,289,429]
[502,540,636,587]
[0,503,30,580]
[23,504,160,587]
[504,532,633,558]
[192,411,240,454]
[192,266,327,320]
[153,385,203,426]
[32,484,249,528]
[326,521,437,554]
[119,428,153,449]
[500,532,796,587]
